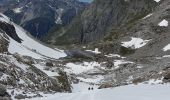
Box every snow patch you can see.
[13,23,67,59]
[137,65,143,69]
[65,62,100,74]
[86,48,101,54]
[158,19,168,27]
[114,60,133,69]
[163,44,170,51]
[105,54,121,58]
[105,54,126,59]
[55,8,64,24]
[8,37,43,59]
[13,7,22,13]
[163,55,170,57]
[77,75,103,84]
[142,13,153,19]
[121,37,150,49]
[146,78,163,84]
[154,0,161,2]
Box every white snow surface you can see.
[13,7,22,13]
[142,13,153,19]
[158,19,169,27]
[8,37,42,59]
[147,78,163,84]
[86,48,101,54]
[29,83,170,100]
[0,13,67,59]
[114,60,133,69]
[65,62,100,74]
[121,37,150,49]
[105,54,121,58]
[163,55,170,57]
[77,75,103,84]
[163,44,170,51]
[154,0,161,2]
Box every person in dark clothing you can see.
[91,87,94,90]
[88,87,91,90]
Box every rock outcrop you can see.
[0,84,11,100]
[0,21,22,43]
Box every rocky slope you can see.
[0,14,71,99]
[1,0,87,38]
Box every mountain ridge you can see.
[46,0,158,45]
[1,0,88,38]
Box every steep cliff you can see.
[47,0,157,45]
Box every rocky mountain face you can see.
[46,0,170,59]
[0,21,22,43]
[46,0,157,45]
[1,0,87,38]
[0,0,17,12]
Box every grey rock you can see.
[14,94,29,99]
[0,84,6,96]
[0,21,22,43]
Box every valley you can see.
[0,0,170,100]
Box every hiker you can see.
[91,87,94,90]
[88,87,91,90]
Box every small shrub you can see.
[120,46,135,55]
[132,78,143,85]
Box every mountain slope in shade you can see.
[47,0,157,45]
[0,13,67,59]
[1,0,87,38]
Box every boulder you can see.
[0,21,22,43]
[14,94,29,99]
[98,83,113,89]
[132,78,144,85]
[46,62,54,67]
[0,84,11,100]
[163,73,170,82]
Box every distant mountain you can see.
[46,0,157,45]
[48,0,170,59]
[0,0,87,38]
